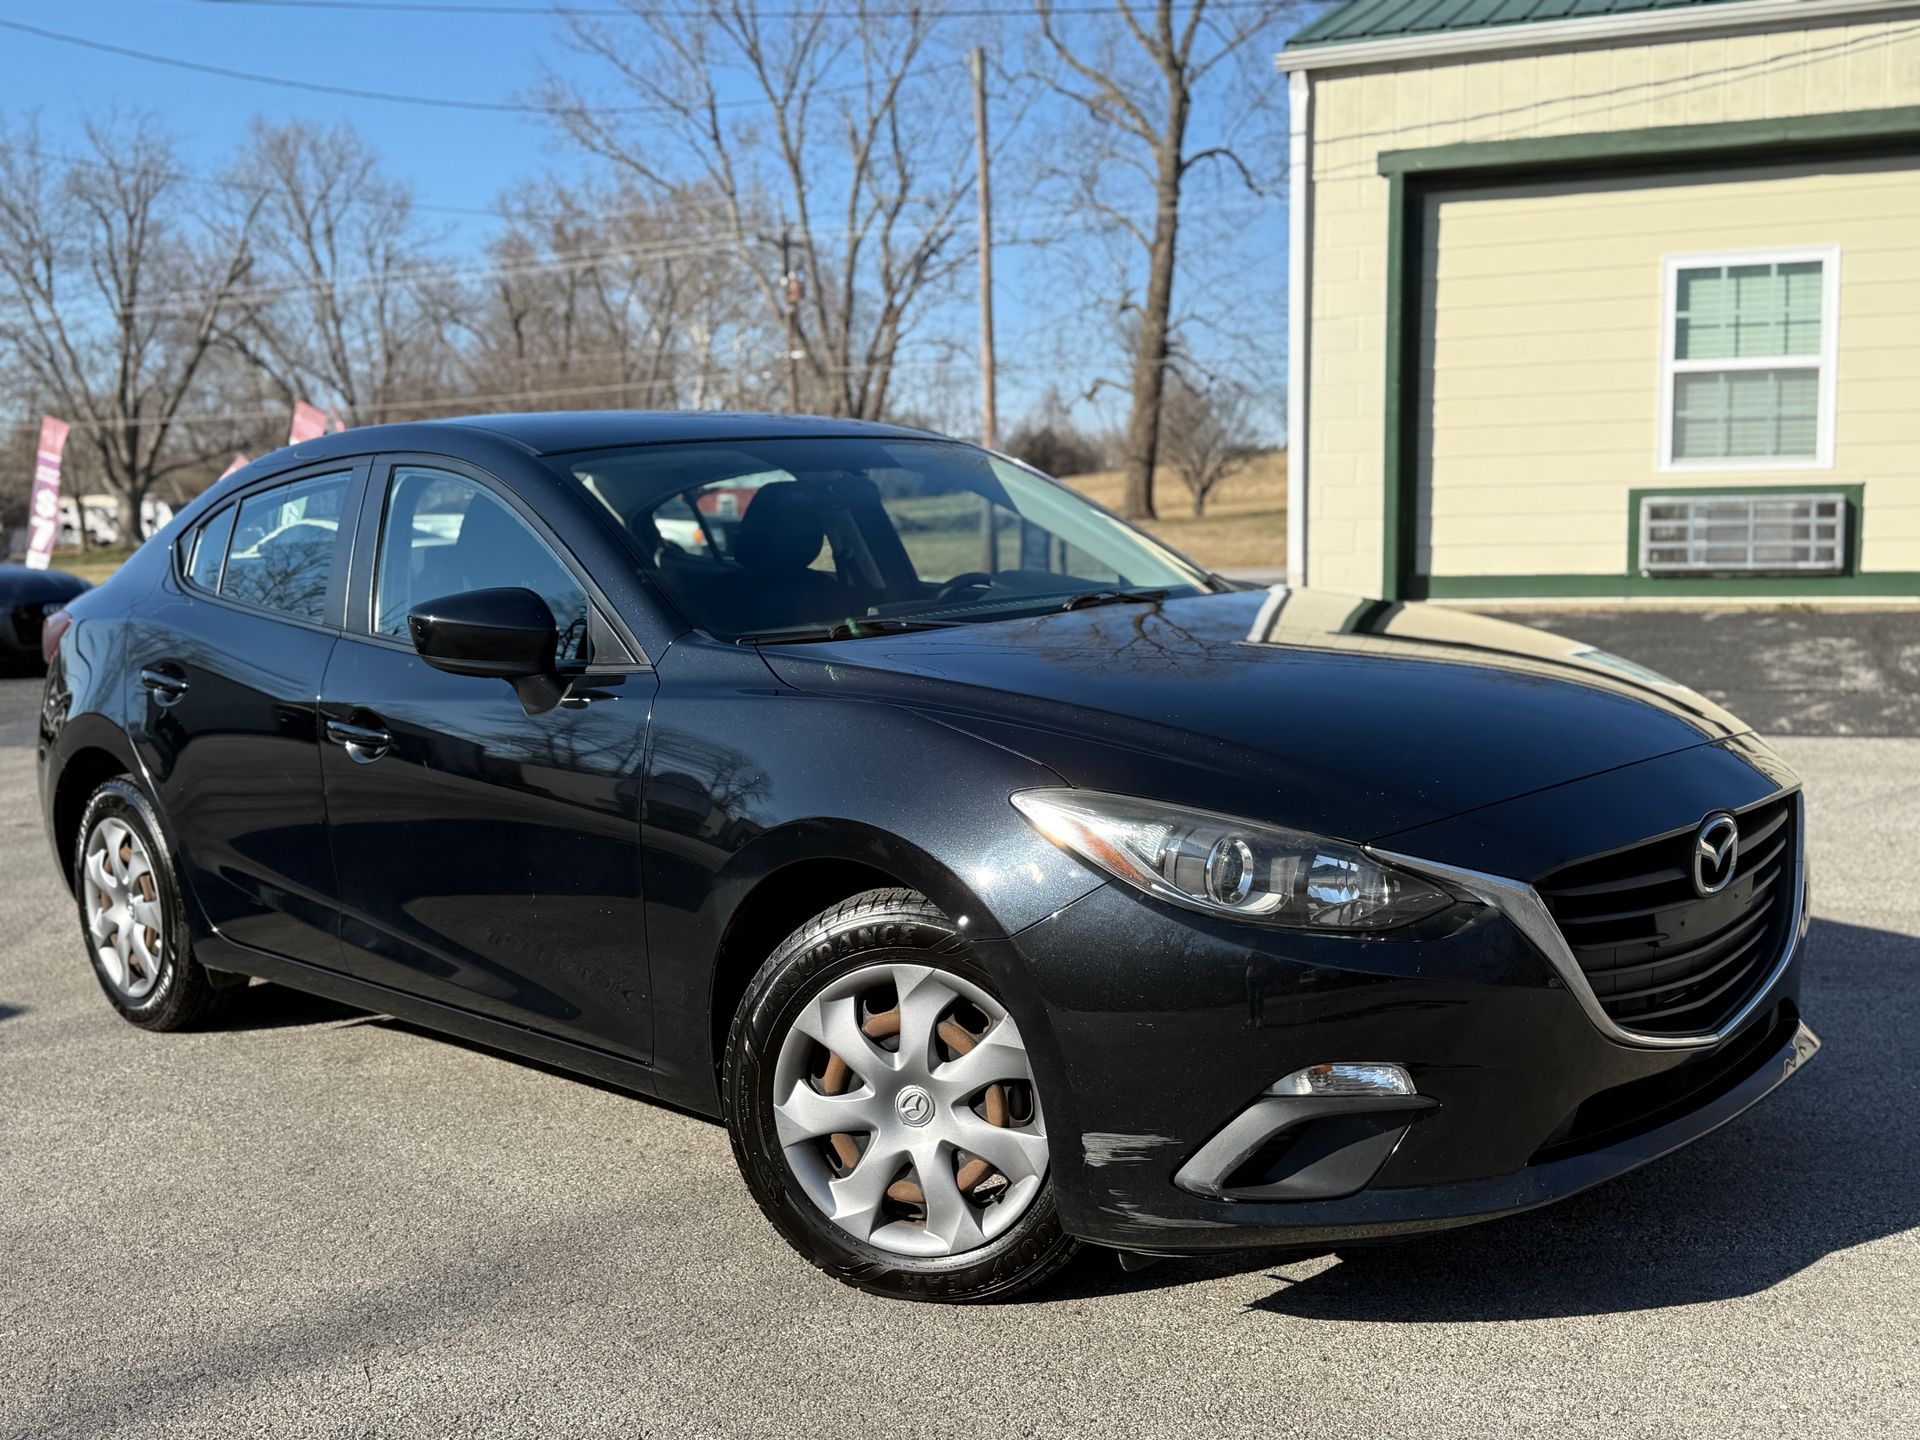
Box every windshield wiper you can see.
[739,616,963,645]
[1058,588,1173,612]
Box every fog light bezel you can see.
[1267,1062,1416,1099]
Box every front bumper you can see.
[977,749,1816,1256]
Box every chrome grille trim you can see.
[1369,790,1808,1052]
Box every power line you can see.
[0,17,947,115]
[0,137,972,229]
[181,0,1280,18]
[0,140,511,221]
[4,348,1286,434]
[0,202,1276,326]
[0,132,1278,320]
[1,132,1270,233]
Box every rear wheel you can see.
[74,777,222,1031]
[723,888,1080,1301]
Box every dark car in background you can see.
[1,562,88,671]
[36,413,1816,1301]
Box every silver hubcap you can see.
[772,961,1048,1259]
[82,817,166,1001]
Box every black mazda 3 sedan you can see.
[38,413,1817,1301]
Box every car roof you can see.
[266,411,947,464]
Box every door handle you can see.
[324,717,392,763]
[139,666,189,706]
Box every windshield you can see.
[553,436,1214,641]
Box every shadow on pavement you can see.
[351,1013,663,1107]
[1236,917,1914,1322]
[217,982,365,1031]
[186,916,1913,1322]
[0,1001,27,1024]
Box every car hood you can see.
[756,587,1754,842]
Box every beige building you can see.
[1281,0,1920,601]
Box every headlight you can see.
[1011,789,1456,932]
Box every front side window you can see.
[559,437,1212,642]
[1662,249,1838,469]
[374,467,592,664]
[219,472,349,623]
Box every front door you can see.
[318,460,656,1060]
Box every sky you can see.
[5,0,595,246]
[2,0,1301,442]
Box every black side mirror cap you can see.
[408,587,558,682]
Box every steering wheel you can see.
[936,571,996,600]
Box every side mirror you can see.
[409,586,557,684]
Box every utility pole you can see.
[781,224,803,413]
[971,46,997,452]
[971,46,1000,573]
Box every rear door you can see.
[317,455,657,1060]
[130,461,365,969]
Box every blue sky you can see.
[6,0,587,246]
[3,0,1298,441]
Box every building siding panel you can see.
[1417,157,1920,577]
[1304,17,1920,593]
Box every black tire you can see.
[723,887,1082,1302]
[72,777,223,1032]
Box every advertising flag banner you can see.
[220,454,252,480]
[26,416,71,571]
[289,401,328,445]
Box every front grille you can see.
[1537,793,1798,1038]
[1531,1002,1798,1163]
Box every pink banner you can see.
[25,416,70,571]
[289,401,327,445]
[220,454,252,480]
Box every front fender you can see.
[640,643,1105,1111]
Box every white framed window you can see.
[1658,246,1840,472]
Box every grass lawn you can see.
[45,546,138,586]
[1058,449,1287,573]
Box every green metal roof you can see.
[1288,0,1756,50]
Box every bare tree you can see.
[543,0,977,420]
[1159,371,1251,516]
[219,120,449,426]
[0,380,35,547]
[1004,384,1106,477]
[0,115,259,541]
[472,178,778,413]
[1033,0,1293,519]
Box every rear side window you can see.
[185,506,236,591]
[219,472,350,624]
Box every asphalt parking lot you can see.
[2,609,1917,1439]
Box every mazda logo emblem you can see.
[1692,813,1740,896]
[896,1085,935,1128]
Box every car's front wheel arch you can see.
[694,818,1072,1093]
[705,855,910,1097]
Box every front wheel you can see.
[723,888,1080,1301]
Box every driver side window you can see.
[374,468,593,665]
